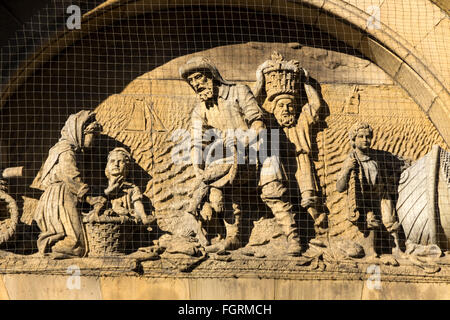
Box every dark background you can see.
[0,0,51,47]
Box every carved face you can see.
[187,71,214,102]
[273,97,297,127]
[106,152,128,178]
[354,128,372,151]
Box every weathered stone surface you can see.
[361,281,450,300]
[188,277,275,300]
[149,42,393,85]
[0,0,449,299]
[395,63,437,112]
[0,276,10,300]
[3,274,102,300]
[414,17,450,90]
[11,43,449,285]
[0,254,140,275]
[380,0,446,48]
[0,271,449,299]
[100,277,190,299]
[275,279,364,299]
[358,37,403,80]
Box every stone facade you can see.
[0,0,449,299]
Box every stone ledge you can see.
[0,251,449,284]
[0,251,449,299]
[0,272,449,299]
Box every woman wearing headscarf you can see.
[30,110,103,257]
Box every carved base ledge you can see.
[0,250,449,284]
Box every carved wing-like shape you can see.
[397,145,450,250]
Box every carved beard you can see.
[276,113,296,128]
[197,87,214,102]
[195,78,214,102]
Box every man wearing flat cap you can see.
[180,57,302,256]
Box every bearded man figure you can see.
[254,52,328,246]
[180,57,302,256]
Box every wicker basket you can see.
[84,220,127,257]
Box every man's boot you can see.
[223,202,241,250]
[307,206,328,247]
[222,217,241,250]
[386,221,401,256]
[285,227,302,257]
[391,230,401,256]
[206,203,241,253]
[265,198,302,256]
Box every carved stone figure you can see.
[82,147,155,257]
[254,52,327,244]
[28,110,104,258]
[101,147,153,225]
[180,56,302,256]
[336,122,402,256]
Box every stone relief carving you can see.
[26,110,104,258]
[82,147,156,257]
[397,145,450,254]
[179,56,303,257]
[253,52,328,246]
[336,122,403,257]
[0,50,448,276]
[84,147,153,226]
[0,166,23,245]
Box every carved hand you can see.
[104,176,124,196]
[343,156,358,173]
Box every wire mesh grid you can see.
[0,0,448,279]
